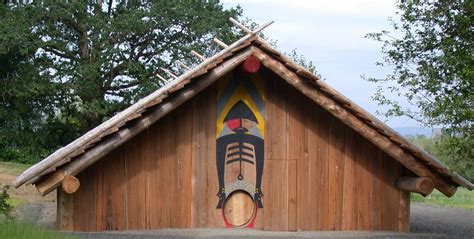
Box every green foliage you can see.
[287,49,320,77]
[411,188,474,209]
[0,222,76,239]
[366,0,473,178]
[366,0,473,131]
[0,1,242,164]
[0,185,13,222]
[406,133,473,181]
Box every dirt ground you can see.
[1,168,473,238]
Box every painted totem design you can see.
[216,72,265,212]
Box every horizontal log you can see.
[252,47,457,197]
[34,47,256,196]
[61,175,80,194]
[397,177,434,196]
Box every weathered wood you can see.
[396,177,434,196]
[191,50,207,61]
[66,67,413,232]
[57,188,74,231]
[251,47,457,197]
[34,47,256,196]
[61,175,80,194]
[161,67,177,79]
[255,37,473,192]
[213,38,229,48]
[263,74,289,231]
[14,20,273,188]
[398,184,410,232]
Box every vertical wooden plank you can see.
[125,132,146,229]
[307,103,322,230]
[316,109,330,230]
[73,168,95,231]
[342,128,357,230]
[160,116,172,228]
[286,86,302,231]
[204,84,222,227]
[263,74,288,231]
[114,147,128,230]
[57,188,74,231]
[370,149,384,230]
[326,119,346,230]
[176,102,194,228]
[354,134,372,230]
[384,153,402,230]
[296,96,310,231]
[191,90,210,227]
[168,110,180,228]
[399,190,410,232]
[147,121,163,228]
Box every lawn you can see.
[411,188,474,209]
[0,222,76,239]
[0,162,31,176]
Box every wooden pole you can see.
[13,20,273,189]
[229,17,252,34]
[191,50,206,61]
[397,177,434,196]
[213,38,229,48]
[161,68,177,79]
[156,73,169,83]
[177,61,191,70]
[251,47,457,197]
[34,47,256,196]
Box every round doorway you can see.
[222,190,257,228]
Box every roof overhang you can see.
[14,37,473,197]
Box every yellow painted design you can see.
[216,74,265,138]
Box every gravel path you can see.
[8,202,474,238]
[410,203,474,238]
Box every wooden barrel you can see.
[223,190,256,227]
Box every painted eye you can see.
[226,118,240,131]
[242,119,254,130]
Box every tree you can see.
[0,1,242,163]
[366,0,473,179]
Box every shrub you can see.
[0,185,13,222]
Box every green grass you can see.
[0,222,76,239]
[7,197,28,208]
[0,162,31,176]
[411,188,474,209]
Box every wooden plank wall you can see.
[59,69,409,232]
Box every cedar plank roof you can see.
[13,36,473,196]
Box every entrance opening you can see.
[222,190,256,228]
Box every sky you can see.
[221,0,421,128]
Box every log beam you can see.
[251,47,457,197]
[397,177,434,196]
[61,175,80,194]
[34,47,256,196]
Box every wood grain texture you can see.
[57,188,74,231]
[63,69,410,232]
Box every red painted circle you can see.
[242,56,261,73]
